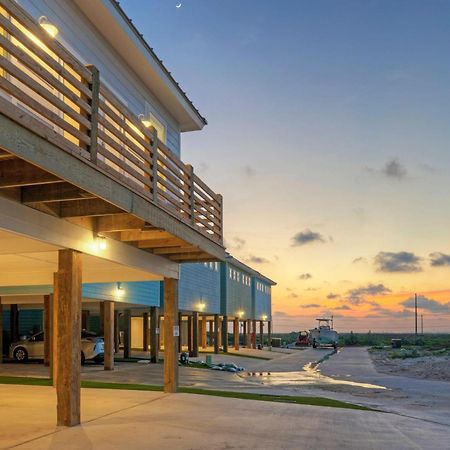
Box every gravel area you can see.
[370,349,450,382]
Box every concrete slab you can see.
[1,385,449,450]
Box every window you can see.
[145,105,167,144]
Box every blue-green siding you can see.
[177,263,220,313]
[253,278,272,321]
[220,262,253,319]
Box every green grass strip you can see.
[0,375,374,411]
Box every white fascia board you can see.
[0,196,179,280]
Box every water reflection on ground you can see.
[241,360,387,391]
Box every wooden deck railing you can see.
[0,0,223,244]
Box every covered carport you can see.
[0,203,181,426]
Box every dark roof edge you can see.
[111,0,207,126]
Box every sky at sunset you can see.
[122,0,450,332]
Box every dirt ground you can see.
[369,349,450,382]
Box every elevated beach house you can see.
[0,0,225,426]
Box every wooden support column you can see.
[10,304,19,343]
[187,315,193,353]
[143,312,149,351]
[51,274,59,385]
[243,321,247,347]
[0,297,3,363]
[233,317,239,350]
[178,312,183,350]
[114,310,120,353]
[252,319,257,349]
[192,311,199,357]
[213,314,220,354]
[123,309,131,359]
[150,307,159,363]
[163,277,179,393]
[158,315,162,351]
[103,301,114,371]
[201,316,207,349]
[56,249,82,427]
[208,320,213,346]
[81,310,90,330]
[43,295,50,366]
[259,321,264,347]
[98,302,104,336]
[222,316,228,352]
[268,321,272,347]
[246,319,252,348]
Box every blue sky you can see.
[122,0,450,331]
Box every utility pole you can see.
[414,293,418,338]
[421,314,423,335]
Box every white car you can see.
[9,330,104,364]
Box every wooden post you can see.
[186,164,195,225]
[143,312,149,351]
[246,319,252,348]
[150,127,159,203]
[208,320,213,346]
[10,304,19,343]
[163,277,179,393]
[252,319,257,349]
[123,309,131,359]
[98,302,104,336]
[158,314,162,351]
[213,314,220,354]
[222,315,228,352]
[43,295,50,366]
[233,318,239,351]
[86,65,99,164]
[178,312,183,350]
[268,320,272,348]
[201,316,207,349]
[56,249,82,427]
[103,301,114,371]
[259,321,264,347]
[51,273,59,386]
[243,321,247,347]
[114,310,120,353]
[217,193,223,242]
[187,314,193,353]
[150,306,159,363]
[192,311,199,357]
[0,297,3,364]
[81,310,90,330]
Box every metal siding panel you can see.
[178,263,220,314]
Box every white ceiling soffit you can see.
[73,0,206,132]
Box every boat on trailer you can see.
[309,318,338,349]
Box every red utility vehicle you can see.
[295,330,310,346]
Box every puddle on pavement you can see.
[241,361,387,390]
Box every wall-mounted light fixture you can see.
[138,114,152,128]
[116,282,125,298]
[38,16,59,38]
[197,301,206,312]
[94,234,107,251]
[261,314,268,321]
[237,310,244,318]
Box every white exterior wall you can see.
[18,0,182,155]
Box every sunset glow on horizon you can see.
[123,0,450,333]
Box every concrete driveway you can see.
[1,384,450,450]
